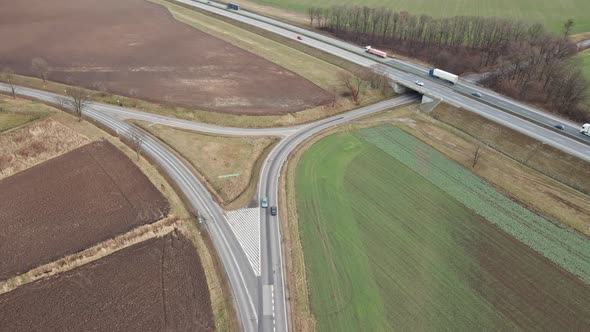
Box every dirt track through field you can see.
[0,231,214,332]
[0,140,169,280]
[0,0,330,115]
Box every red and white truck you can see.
[365,46,387,58]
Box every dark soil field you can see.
[0,231,215,332]
[0,140,169,280]
[0,0,330,115]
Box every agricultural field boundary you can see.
[356,126,590,283]
[0,96,235,331]
[0,216,181,295]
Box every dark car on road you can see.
[554,124,565,130]
[270,206,277,216]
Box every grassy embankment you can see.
[0,95,49,132]
[134,120,277,209]
[0,95,237,331]
[248,0,590,34]
[293,125,590,331]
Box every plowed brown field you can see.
[0,0,330,115]
[0,231,214,332]
[0,140,169,280]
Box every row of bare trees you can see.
[307,6,589,121]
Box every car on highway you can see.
[270,206,277,216]
[261,196,268,208]
[297,35,302,40]
[415,80,424,86]
[472,92,483,97]
[554,124,565,130]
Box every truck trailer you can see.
[227,3,240,10]
[365,46,387,58]
[581,123,590,136]
[429,68,459,84]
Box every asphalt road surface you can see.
[1,3,589,331]
[0,82,416,331]
[182,0,590,149]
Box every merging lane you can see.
[2,3,589,330]
[1,82,418,332]
[0,83,260,332]
[257,94,418,332]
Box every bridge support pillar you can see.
[421,95,434,104]
[392,82,407,94]
[419,95,440,113]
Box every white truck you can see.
[429,68,459,84]
[581,123,590,136]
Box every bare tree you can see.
[472,146,482,168]
[64,86,91,121]
[307,7,316,26]
[338,71,365,104]
[31,57,50,82]
[329,87,337,108]
[129,131,144,161]
[562,19,574,37]
[0,68,16,98]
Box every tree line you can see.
[308,6,589,121]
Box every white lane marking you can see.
[262,284,273,316]
[226,208,261,276]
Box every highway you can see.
[0,82,416,332]
[2,2,590,331]
[179,0,590,149]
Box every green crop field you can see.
[251,0,590,34]
[295,126,590,331]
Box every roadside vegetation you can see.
[431,103,590,196]
[0,96,88,179]
[2,71,389,128]
[0,95,49,133]
[306,6,589,122]
[134,120,277,209]
[293,126,590,330]
[249,0,590,34]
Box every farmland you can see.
[250,0,590,34]
[0,117,90,180]
[0,0,330,115]
[0,231,215,332]
[294,126,590,331]
[0,140,169,279]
